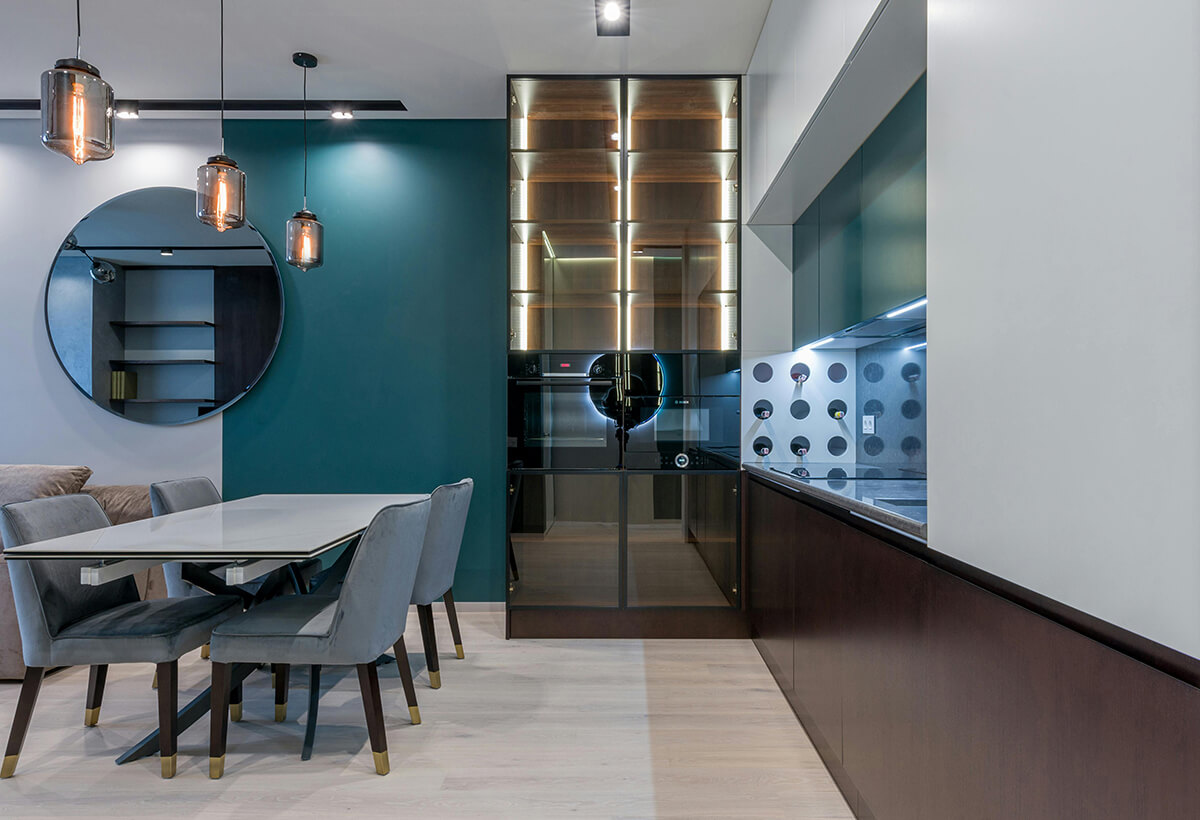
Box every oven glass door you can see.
[508,378,622,469]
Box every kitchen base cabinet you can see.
[746,472,1200,820]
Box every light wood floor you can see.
[0,608,852,819]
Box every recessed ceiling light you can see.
[160,248,173,256]
[115,100,140,119]
[331,104,354,120]
[595,0,630,36]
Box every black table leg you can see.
[301,664,321,761]
[115,662,255,765]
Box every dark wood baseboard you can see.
[746,472,1200,820]
[507,606,750,639]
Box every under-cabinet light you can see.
[905,341,927,351]
[886,297,927,318]
[805,337,835,350]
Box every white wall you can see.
[0,119,224,487]
[927,0,1200,656]
[744,0,884,215]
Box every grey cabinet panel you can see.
[792,200,821,348]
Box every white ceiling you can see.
[2,0,772,118]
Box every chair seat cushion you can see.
[210,594,345,665]
[49,594,242,666]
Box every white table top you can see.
[2,494,429,561]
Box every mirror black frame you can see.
[43,186,285,426]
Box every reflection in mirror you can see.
[45,187,283,425]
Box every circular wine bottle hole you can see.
[752,363,774,383]
[901,436,922,457]
[827,436,848,456]
[901,399,922,419]
[863,362,884,383]
[863,435,885,457]
[827,399,848,420]
[828,362,848,383]
[827,467,848,490]
[901,362,922,383]
[790,436,811,456]
[790,362,811,383]
[753,399,774,420]
[753,436,773,457]
[790,399,810,420]
[863,399,884,418]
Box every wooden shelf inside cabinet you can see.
[511,149,620,182]
[110,321,215,328]
[628,220,738,246]
[512,220,620,246]
[511,79,621,121]
[628,78,738,120]
[118,398,217,405]
[628,150,737,183]
[109,359,217,366]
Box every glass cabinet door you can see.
[508,472,621,607]
[626,472,739,607]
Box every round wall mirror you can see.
[44,187,283,425]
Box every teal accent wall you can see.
[793,76,926,347]
[221,119,507,601]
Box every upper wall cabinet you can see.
[792,77,926,348]
[510,76,740,353]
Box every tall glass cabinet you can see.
[506,76,742,637]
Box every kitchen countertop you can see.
[742,462,928,541]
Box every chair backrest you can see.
[149,477,222,598]
[149,476,221,516]
[329,498,430,662]
[410,478,474,605]
[0,494,136,666]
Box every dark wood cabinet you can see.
[746,471,1200,820]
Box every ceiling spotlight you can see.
[115,100,139,119]
[331,104,354,120]
[595,0,630,36]
[160,248,173,256]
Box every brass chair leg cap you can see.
[409,705,421,725]
[429,670,441,689]
[372,750,390,775]
[161,753,177,779]
[1,754,19,779]
[455,644,465,660]
[275,703,287,722]
[200,644,210,660]
[209,755,225,779]
[230,703,243,722]
[84,706,100,727]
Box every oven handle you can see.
[513,379,615,387]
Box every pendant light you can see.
[41,0,114,164]
[285,52,324,271]
[196,0,245,232]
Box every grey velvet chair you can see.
[0,494,241,779]
[207,497,430,778]
[411,478,473,690]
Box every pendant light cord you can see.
[219,0,226,152]
[302,66,308,209]
[75,0,81,59]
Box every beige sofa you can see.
[0,465,167,680]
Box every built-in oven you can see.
[507,353,622,469]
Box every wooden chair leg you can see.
[443,587,465,659]
[210,662,231,779]
[230,681,243,722]
[355,663,389,775]
[156,661,178,778]
[301,665,321,761]
[1,666,45,778]
[273,664,290,722]
[392,635,421,724]
[417,604,440,688]
[85,664,108,727]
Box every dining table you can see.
[1,492,429,765]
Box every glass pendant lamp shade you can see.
[196,154,246,232]
[41,59,113,165]
[286,210,324,271]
